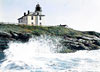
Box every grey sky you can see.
[0,0,100,32]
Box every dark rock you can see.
[9,31,31,42]
[83,31,100,37]
[93,40,100,46]
[69,44,86,50]
[0,32,10,51]
[0,52,5,60]
[0,32,11,38]
[61,34,100,53]
[0,31,32,52]
[0,37,9,51]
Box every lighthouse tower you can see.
[34,4,45,26]
[18,4,45,26]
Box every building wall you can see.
[23,16,27,24]
[27,16,37,26]
[33,16,36,25]
[18,16,27,25]
[40,16,45,26]
[27,16,42,26]
[34,16,38,25]
[38,16,45,26]
[27,16,32,25]
[18,15,45,26]
[34,16,45,26]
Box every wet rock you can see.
[61,35,100,53]
[0,32,11,38]
[0,37,9,51]
[83,31,100,38]
[0,31,32,52]
[9,31,32,42]
[93,40,100,46]
[0,52,5,60]
[0,32,10,51]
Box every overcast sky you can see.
[0,0,100,32]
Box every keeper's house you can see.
[18,4,45,26]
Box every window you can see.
[40,22,42,26]
[31,16,33,20]
[31,22,34,25]
[19,20,20,23]
[40,16,41,20]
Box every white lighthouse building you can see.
[18,4,45,26]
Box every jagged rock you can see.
[61,35,100,53]
[0,31,32,52]
[0,37,9,51]
[0,32,10,51]
[83,31,100,38]
[93,40,100,46]
[9,31,31,42]
[0,32,11,38]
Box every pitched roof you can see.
[18,11,45,20]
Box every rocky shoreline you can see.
[60,34,100,53]
[0,31,31,52]
[0,24,100,53]
[0,31,100,53]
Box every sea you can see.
[0,36,100,72]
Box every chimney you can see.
[24,12,26,16]
[28,10,30,14]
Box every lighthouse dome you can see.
[35,4,42,12]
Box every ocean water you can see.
[0,36,100,72]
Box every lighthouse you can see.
[18,4,45,26]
